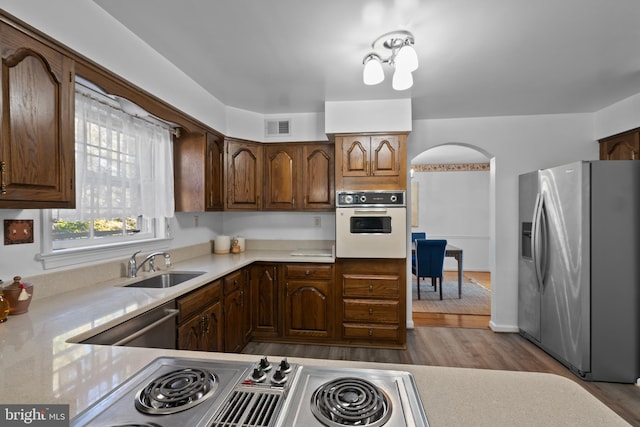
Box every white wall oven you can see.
[336,191,406,258]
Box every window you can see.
[39,84,175,269]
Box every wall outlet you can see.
[313,216,321,227]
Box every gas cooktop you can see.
[71,356,429,427]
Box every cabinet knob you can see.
[368,308,373,315]
[305,270,311,276]
[369,284,373,292]
[368,329,373,337]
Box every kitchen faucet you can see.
[128,250,172,278]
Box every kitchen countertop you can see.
[0,249,630,426]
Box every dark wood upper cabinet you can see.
[263,142,334,211]
[335,133,407,191]
[301,143,334,210]
[0,21,75,208]
[599,128,640,160]
[174,131,224,212]
[263,143,298,210]
[225,138,263,210]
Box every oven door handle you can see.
[353,208,389,214]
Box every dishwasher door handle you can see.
[112,309,179,346]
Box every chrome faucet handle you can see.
[163,253,172,268]
[128,250,142,277]
[148,256,156,273]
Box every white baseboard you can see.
[489,320,519,333]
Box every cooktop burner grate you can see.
[310,377,392,427]
[135,367,218,415]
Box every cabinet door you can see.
[205,133,224,210]
[263,144,299,210]
[242,269,252,344]
[224,289,244,353]
[202,301,223,352]
[370,135,401,176]
[301,143,334,210]
[599,130,639,160]
[284,281,331,338]
[0,22,75,208]
[250,264,279,337]
[225,138,263,210]
[177,314,204,351]
[340,136,370,177]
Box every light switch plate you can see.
[4,219,34,245]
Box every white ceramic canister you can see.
[214,235,231,254]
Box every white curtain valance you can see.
[62,91,174,221]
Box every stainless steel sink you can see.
[124,271,205,288]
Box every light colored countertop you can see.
[0,248,630,426]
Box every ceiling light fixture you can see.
[362,30,418,91]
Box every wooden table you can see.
[412,243,464,298]
[446,244,464,298]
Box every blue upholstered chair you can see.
[412,239,447,300]
[411,232,426,242]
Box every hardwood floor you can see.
[242,327,640,426]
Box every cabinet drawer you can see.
[223,270,243,294]
[342,323,400,341]
[286,264,332,280]
[343,299,399,323]
[343,275,400,298]
[177,280,221,322]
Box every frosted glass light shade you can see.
[363,56,384,85]
[392,69,413,91]
[395,44,418,73]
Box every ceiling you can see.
[93,0,640,122]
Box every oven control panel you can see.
[240,356,298,390]
[337,190,405,207]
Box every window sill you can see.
[38,238,173,270]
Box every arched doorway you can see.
[409,143,493,327]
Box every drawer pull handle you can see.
[368,308,373,315]
[305,270,311,276]
[369,285,373,292]
[368,329,373,336]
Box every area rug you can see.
[411,278,491,315]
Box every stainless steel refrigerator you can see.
[518,160,640,383]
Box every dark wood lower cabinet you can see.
[176,279,223,352]
[283,264,334,339]
[223,268,250,353]
[250,263,280,338]
[178,260,406,352]
[337,258,406,348]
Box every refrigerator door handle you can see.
[532,192,544,292]
[538,196,549,289]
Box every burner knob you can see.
[259,356,272,371]
[360,195,367,203]
[271,368,287,385]
[251,367,266,382]
[278,358,291,373]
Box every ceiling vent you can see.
[265,119,291,137]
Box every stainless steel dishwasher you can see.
[81,300,178,349]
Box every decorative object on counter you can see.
[3,276,33,315]
[230,238,241,254]
[235,236,245,252]
[214,235,231,254]
[0,287,10,323]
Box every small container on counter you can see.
[3,276,33,315]
[235,236,246,252]
[214,235,231,254]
